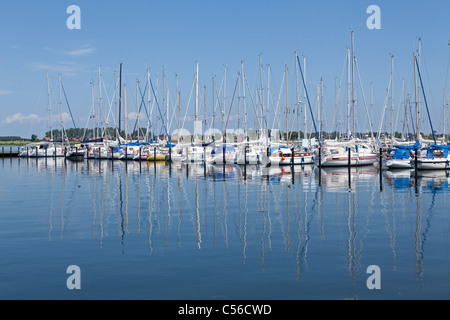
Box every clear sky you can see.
[1,0,450,139]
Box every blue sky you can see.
[1,1,450,138]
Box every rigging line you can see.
[149,75,171,144]
[376,77,392,140]
[296,55,321,147]
[138,84,157,140]
[354,57,375,139]
[445,41,450,92]
[60,83,78,135]
[415,55,437,144]
[244,73,263,132]
[132,81,148,135]
[271,72,286,132]
[180,74,196,134]
[223,73,240,139]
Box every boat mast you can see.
[414,52,420,142]
[304,56,308,143]
[195,62,199,144]
[118,63,123,140]
[347,47,351,139]
[295,52,300,142]
[241,61,247,141]
[285,65,289,143]
[124,83,128,144]
[47,71,53,142]
[391,55,395,147]
[351,31,357,139]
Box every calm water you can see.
[0,156,448,300]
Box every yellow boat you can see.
[147,154,166,162]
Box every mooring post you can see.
[223,145,226,165]
[2,147,4,160]
[291,147,295,167]
[244,145,247,166]
[379,147,383,191]
[348,147,351,189]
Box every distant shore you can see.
[0,140,31,146]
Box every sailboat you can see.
[412,51,450,170]
[385,141,419,169]
[316,32,378,168]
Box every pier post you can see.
[348,147,351,189]
[2,147,4,160]
[291,147,295,167]
[203,147,206,164]
[223,145,226,165]
[379,148,383,192]
[244,145,247,165]
[154,147,157,162]
[169,146,172,163]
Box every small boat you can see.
[415,144,450,170]
[265,147,315,166]
[65,147,86,161]
[385,141,419,170]
[316,142,378,167]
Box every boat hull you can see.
[319,155,378,167]
[386,159,412,169]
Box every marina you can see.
[1,1,450,302]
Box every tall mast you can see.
[241,61,247,141]
[258,54,264,140]
[178,91,181,144]
[285,65,289,143]
[212,76,215,137]
[90,81,95,139]
[124,83,128,143]
[391,55,395,146]
[47,71,53,141]
[118,63,123,139]
[351,31,356,139]
[136,79,140,140]
[195,62,199,144]
[295,52,300,142]
[320,78,324,142]
[347,47,351,139]
[223,65,226,135]
[443,88,447,143]
[304,56,307,142]
[414,52,420,141]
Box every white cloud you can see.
[67,47,95,56]
[2,113,44,125]
[0,90,13,96]
[2,112,73,125]
[128,112,146,121]
[32,62,89,76]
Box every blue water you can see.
[0,157,448,300]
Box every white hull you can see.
[386,159,412,169]
[319,155,378,167]
[416,159,450,170]
[269,155,314,166]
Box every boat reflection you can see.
[8,155,446,297]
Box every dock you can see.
[0,147,20,158]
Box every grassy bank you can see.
[0,140,32,146]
